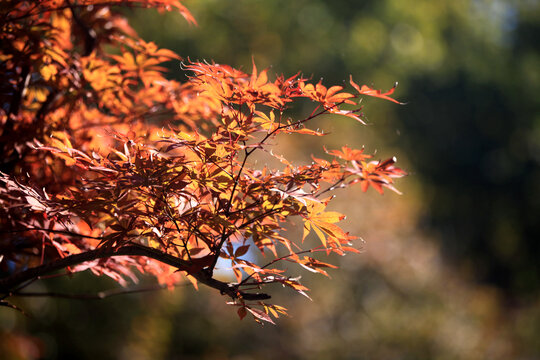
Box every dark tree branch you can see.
[0,299,28,316]
[0,243,270,301]
[67,0,97,56]
[4,227,104,240]
[11,281,191,300]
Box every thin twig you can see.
[11,281,191,300]
[239,248,328,286]
[209,140,251,272]
[0,300,28,316]
[2,227,103,240]
[162,193,193,262]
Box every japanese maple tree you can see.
[0,0,405,323]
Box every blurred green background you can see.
[2,0,540,358]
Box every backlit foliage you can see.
[0,0,404,323]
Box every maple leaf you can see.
[326,146,372,162]
[302,200,348,247]
[350,75,404,104]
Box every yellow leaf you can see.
[312,224,327,246]
[313,211,345,223]
[302,221,311,242]
[314,221,349,241]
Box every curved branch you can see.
[0,243,270,301]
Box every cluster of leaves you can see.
[0,0,404,323]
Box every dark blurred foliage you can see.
[2,0,540,358]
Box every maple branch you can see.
[10,281,191,300]
[0,300,28,316]
[0,277,39,302]
[67,0,97,56]
[0,243,270,301]
[316,176,348,197]
[236,207,283,231]
[240,103,331,158]
[226,141,250,216]
[209,141,251,272]
[279,105,331,130]
[137,188,215,250]
[4,227,104,240]
[239,248,325,286]
[161,193,193,261]
[227,200,261,215]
